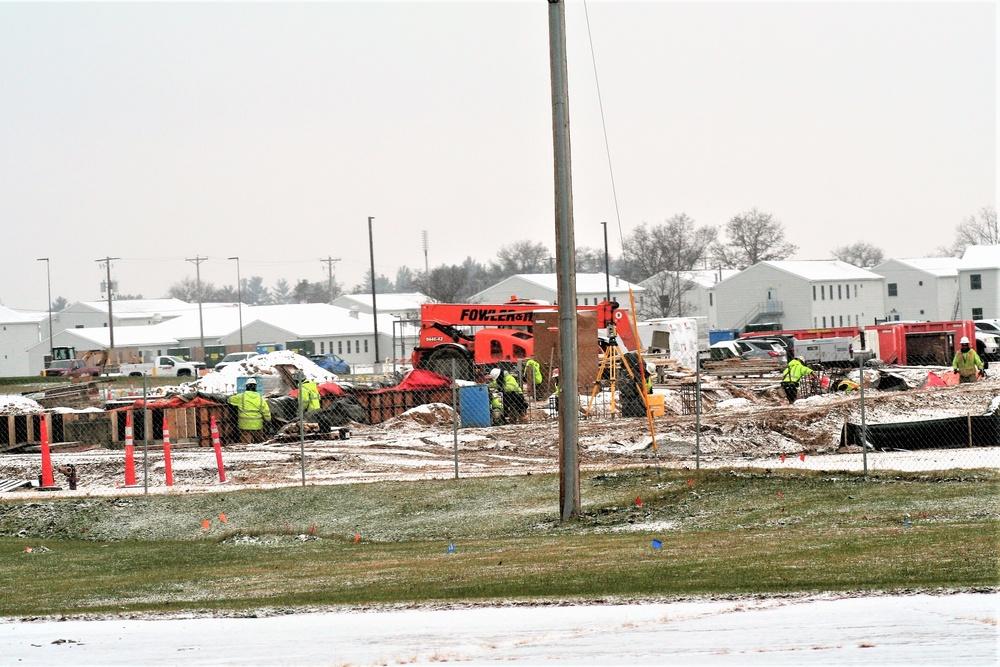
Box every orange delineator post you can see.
[211,416,227,484]
[124,411,137,487]
[162,414,174,487]
[39,416,55,488]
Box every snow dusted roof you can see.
[240,303,397,336]
[332,292,432,312]
[876,257,962,277]
[757,260,883,281]
[74,298,236,321]
[0,305,45,324]
[960,245,1000,270]
[508,273,644,294]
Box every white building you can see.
[52,298,211,333]
[471,273,643,307]
[870,257,962,322]
[638,269,737,326]
[0,306,44,376]
[331,292,431,322]
[957,245,1000,321]
[712,260,885,332]
[23,303,407,376]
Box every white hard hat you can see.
[645,362,655,374]
[489,368,501,379]
[960,336,970,345]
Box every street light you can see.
[37,258,53,362]
[368,216,380,370]
[600,221,610,302]
[228,257,244,351]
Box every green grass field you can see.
[1,468,997,617]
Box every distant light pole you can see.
[368,216,380,369]
[37,258,53,362]
[186,256,207,359]
[600,221,611,302]
[227,256,244,351]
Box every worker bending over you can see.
[781,357,814,404]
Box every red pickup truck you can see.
[42,359,102,378]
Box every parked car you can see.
[709,339,785,361]
[308,353,351,374]
[41,358,102,378]
[738,339,787,360]
[973,320,1000,360]
[119,356,204,377]
[213,352,259,373]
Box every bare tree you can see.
[416,265,472,303]
[490,240,551,278]
[576,246,610,274]
[832,241,885,268]
[941,206,999,256]
[712,208,797,269]
[619,214,717,284]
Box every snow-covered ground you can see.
[2,593,995,665]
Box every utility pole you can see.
[96,257,119,366]
[368,217,380,370]
[549,0,581,521]
[186,256,207,360]
[321,256,341,304]
[228,256,244,350]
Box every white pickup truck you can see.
[119,356,204,377]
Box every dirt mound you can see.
[384,403,455,427]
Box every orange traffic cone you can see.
[39,416,56,489]
[211,416,227,484]
[162,414,174,487]
[124,411,137,487]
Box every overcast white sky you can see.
[1,1,995,313]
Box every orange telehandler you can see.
[410,297,637,380]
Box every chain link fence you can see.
[4,348,997,491]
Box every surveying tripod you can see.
[585,320,643,418]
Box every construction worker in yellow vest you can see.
[524,358,543,393]
[952,336,985,383]
[300,379,321,412]
[487,368,504,425]
[228,379,271,443]
[780,357,814,404]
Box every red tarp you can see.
[382,369,453,392]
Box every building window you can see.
[338,341,342,354]
[918,280,923,286]
[971,274,982,290]
[973,308,983,320]
[356,340,360,353]
[919,309,924,315]
[320,341,325,353]
[838,285,842,299]
[854,285,858,298]
[814,317,817,327]
[846,284,851,300]
[364,340,369,353]
[821,285,825,300]
[347,341,351,354]
[709,293,713,306]
[812,285,816,300]
[839,315,843,326]
[822,316,827,327]
[888,283,898,296]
